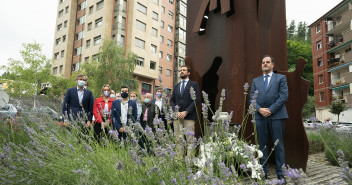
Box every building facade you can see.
[52,0,186,95]
[310,0,352,123]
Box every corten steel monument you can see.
[186,0,310,171]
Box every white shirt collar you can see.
[263,71,273,77]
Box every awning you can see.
[332,84,350,90]
[328,41,352,53]
[328,61,352,72]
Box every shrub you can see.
[306,130,324,154]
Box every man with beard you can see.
[250,55,288,183]
[110,86,137,140]
[170,65,200,157]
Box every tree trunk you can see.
[337,114,340,125]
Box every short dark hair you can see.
[180,65,191,73]
[261,55,275,63]
[76,74,86,80]
[120,86,129,91]
[156,87,163,91]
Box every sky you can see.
[0,0,342,74]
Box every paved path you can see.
[267,152,348,184]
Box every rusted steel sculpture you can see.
[186,0,310,171]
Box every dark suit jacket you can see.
[110,99,137,131]
[140,102,160,131]
[62,87,94,121]
[152,97,168,115]
[249,73,289,120]
[170,79,200,120]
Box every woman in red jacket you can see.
[93,84,115,141]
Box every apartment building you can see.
[51,0,186,95]
[309,0,352,123]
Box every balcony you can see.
[346,72,352,84]
[327,30,352,52]
[326,2,351,34]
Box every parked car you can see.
[303,119,322,129]
[335,122,352,133]
[33,106,62,121]
[0,104,18,118]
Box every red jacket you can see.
[93,97,114,124]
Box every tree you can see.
[329,100,347,124]
[296,22,307,41]
[302,95,315,119]
[1,42,51,100]
[287,20,296,40]
[83,38,138,97]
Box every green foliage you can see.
[287,20,296,40]
[306,130,324,154]
[0,42,52,97]
[302,96,315,119]
[47,73,77,97]
[83,38,138,97]
[329,101,347,124]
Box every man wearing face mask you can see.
[62,74,94,127]
[110,90,116,99]
[141,93,160,131]
[152,87,170,130]
[110,86,137,140]
[170,65,200,157]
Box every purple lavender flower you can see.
[240,164,246,169]
[171,178,177,184]
[161,180,166,185]
[175,105,180,113]
[116,161,123,170]
[190,87,196,101]
[244,83,249,93]
[202,103,208,120]
[202,91,211,106]
[0,152,4,158]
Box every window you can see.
[75,62,81,71]
[159,66,162,74]
[151,44,157,53]
[136,57,144,66]
[152,12,158,20]
[180,3,186,15]
[54,53,59,60]
[59,65,63,73]
[166,69,171,76]
[153,0,159,5]
[95,17,102,27]
[178,58,185,67]
[65,6,69,13]
[78,15,85,25]
[89,6,93,14]
[160,35,164,43]
[178,29,186,40]
[80,1,87,10]
[319,92,325,102]
[160,20,164,28]
[120,35,125,45]
[150,61,156,70]
[167,54,172,61]
[61,50,65,58]
[76,46,82,56]
[62,35,66,42]
[86,39,91,48]
[316,23,321,34]
[318,75,324,84]
[169,0,173,4]
[58,10,64,17]
[137,3,147,14]
[136,20,146,31]
[92,54,99,62]
[316,41,322,50]
[77,31,84,40]
[60,0,65,4]
[159,51,163,58]
[318,58,323,67]
[122,0,127,12]
[94,35,101,45]
[64,20,68,27]
[135,38,145,49]
[85,57,89,62]
[56,38,61,45]
[168,25,173,32]
[167,39,172,47]
[152,28,157,37]
[162,6,165,13]
[88,22,92,30]
[141,83,151,95]
[97,0,104,10]
[168,11,173,19]
[122,17,126,30]
[57,24,62,31]
[179,44,185,54]
[179,16,186,27]
[53,67,58,74]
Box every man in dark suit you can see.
[170,65,200,157]
[152,87,170,130]
[62,74,94,127]
[110,86,137,140]
[250,55,288,182]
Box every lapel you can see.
[181,80,191,98]
[266,73,276,93]
[258,76,265,93]
[74,87,80,104]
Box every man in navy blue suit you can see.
[110,86,137,140]
[170,65,200,157]
[62,74,94,127]
[250,55,288,182]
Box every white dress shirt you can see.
[263,71,273,86]
[120,100,128,125]
[155,98,163,111]
[77,87,84,105]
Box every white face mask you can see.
[78,80,85,87]
[110,94,116,99]
[103,91,111,97]
[130,97,137,101]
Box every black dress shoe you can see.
[264,173,268,180]
[277,175,286,184]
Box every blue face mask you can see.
[144,98,150,103]
[110,94,116,99]
[156,92,162,98]
[78,80,85,87]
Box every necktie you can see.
[180,80,185,96]
[264,75,269,92]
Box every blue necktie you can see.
[264,75,269,92]
[180,80,185,96]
